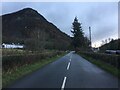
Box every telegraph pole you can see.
[89,26,92,48]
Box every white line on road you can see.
[70,55,72,59]
[70,58,71,61]
[67,62,70,70]
[61,77,67,90]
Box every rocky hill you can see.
[2,8,71,50]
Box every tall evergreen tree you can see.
[71,17,85,51]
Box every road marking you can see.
[61,77,67,90]
[70,58,71,61]
[67,62,70,70]
[70,55,72,59]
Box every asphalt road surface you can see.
[6,51,119,88]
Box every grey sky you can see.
[1,2,118,47]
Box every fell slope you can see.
[2,8,71,50]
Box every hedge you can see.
[2,51,63,72]
[79,52,120,69]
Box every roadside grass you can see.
[79,54,120,78]
[3,52,67,88]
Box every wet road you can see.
[6,51,119,88]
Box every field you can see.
[2,48,58,56]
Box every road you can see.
[6,51,119,88]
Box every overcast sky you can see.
[1,2,118,47]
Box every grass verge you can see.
[3,52,67,88]
[79,53,120,78]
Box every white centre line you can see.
[61,77,67,90]
[70,58,71,61]
[67,62,70,70]
[70,55,72,59]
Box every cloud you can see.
[80,2,118,46]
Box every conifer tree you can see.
[71,17,85,51]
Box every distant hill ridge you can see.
[2,8,71,50]
[100,39,120,52]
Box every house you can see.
[2,43,24,49]
[92,47,99,52]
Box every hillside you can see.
[99,39,120,52]
[2,8,71,50]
